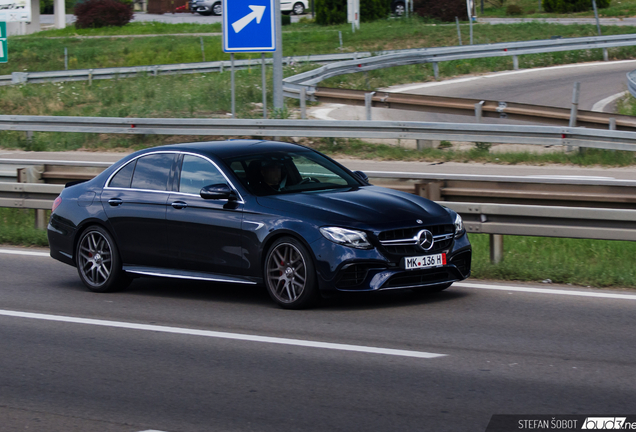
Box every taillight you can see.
[52,196,62,212]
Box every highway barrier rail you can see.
[3,160,636,262]
[283,34,636,98]
[2,116,636,151]
[3,177,635,261]
[313,87,636,131]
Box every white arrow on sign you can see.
[232,5,267,33]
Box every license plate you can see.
[403,253,446,270]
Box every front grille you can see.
[383,269,452,289]
[378,224,454,256]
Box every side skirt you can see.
[123,266,258,285]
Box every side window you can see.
[179,155,226,195]
[131,153,174,191]
[108,160,136,188]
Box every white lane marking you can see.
[385,60,636,93]
[0,248,49,257]
[591,90,628,112]
[455,282,636,301]
[0,309,446,359]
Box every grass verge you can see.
[470,233,636,288]
[0,209,49,247]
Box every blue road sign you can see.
[223,0,276,52]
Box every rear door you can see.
[101,152,177,267]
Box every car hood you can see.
[256,186,451,227]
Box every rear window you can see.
[130,153,175,191]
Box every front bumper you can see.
[310,232,472,293]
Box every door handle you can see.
[108,198,123,206]
[171,201,188,209]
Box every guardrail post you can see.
[513,55,519,70]
[88,69,93,86]
[603,48,609,62]
[475,101,484,123]
[489,234,504,264]
[568,82,581,152]
[364,92,375,120]
[415,181,442,200]
[300,87,307,119]
[609,118,616,130]
[35,209,47,230]
[433,62,439,80]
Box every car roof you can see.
[146,140,312,159]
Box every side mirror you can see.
[353,170,369,183]
[200,184,238,201]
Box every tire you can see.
[292,2,305,15]
[264,237,319,309]
[211,2,222,15]
[76,226,130,293]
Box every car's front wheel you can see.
[211,2,222,15]
[264,237,318,309]
[293,2,305,15]
[76,226,129,293]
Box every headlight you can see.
[320,227,372,249]
[454,213,465,237]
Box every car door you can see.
[101,152,177,268]
[166,154,244,276]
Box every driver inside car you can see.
[260,160,287,191]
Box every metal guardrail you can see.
[0,52,375,86]
[2,115,636,151]
[2,179,635,245]
[283,34,636,98]
[314,87,636,131]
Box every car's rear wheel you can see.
[293,2,305,15]
[76,226,129,293]
[265,237,318,309]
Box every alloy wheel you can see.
[266,242,307,304]
[78,230,113,288]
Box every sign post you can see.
[223,0,277,118]
[0,22,7,63]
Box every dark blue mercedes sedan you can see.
[48,140,471,309]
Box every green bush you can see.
[542,0,611,13]
[282,13,291,25]
[414,0,468,22]
[315,0,390,25]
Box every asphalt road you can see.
[1,247,635,431]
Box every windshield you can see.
[224,150,362,196]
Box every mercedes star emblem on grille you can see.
[417,229,434,251]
